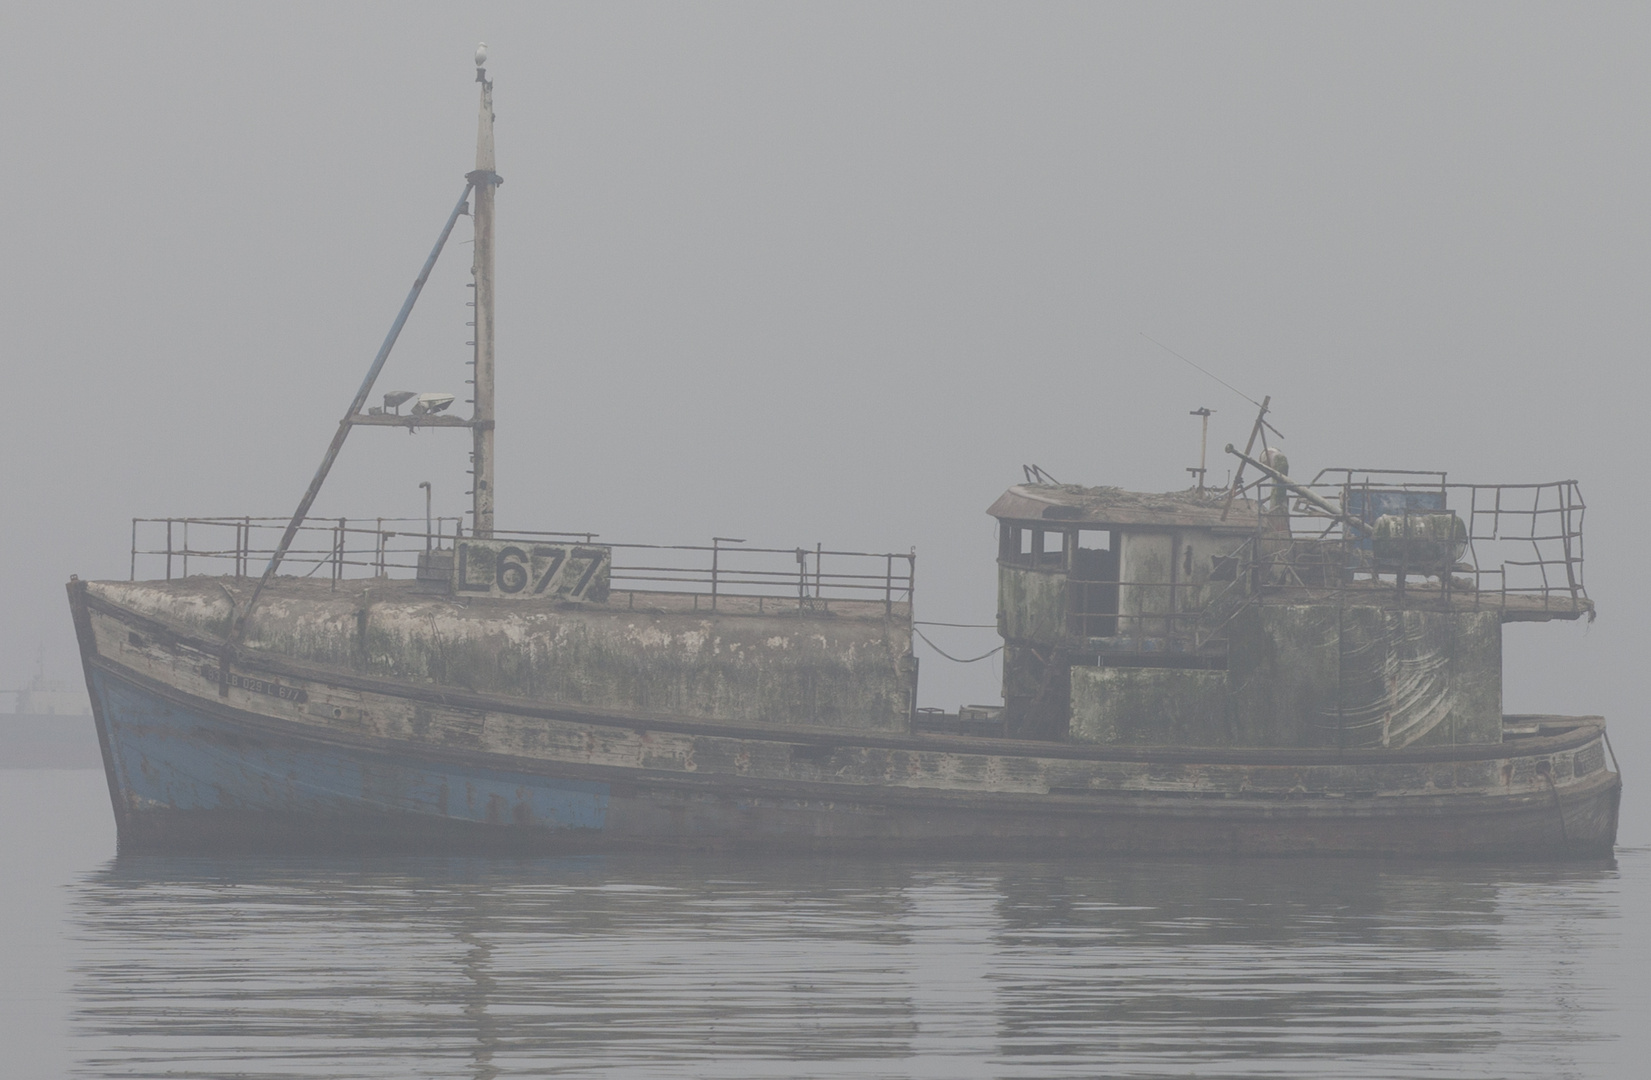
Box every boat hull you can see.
[72,582,1621,858]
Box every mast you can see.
[468,44,501,538]
[229,51,494,639]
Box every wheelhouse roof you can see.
[987,483,1261,533]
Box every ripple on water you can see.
[67,852,1640,1080]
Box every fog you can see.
[2,3,1645,838]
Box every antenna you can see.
[1186,407,1213,491]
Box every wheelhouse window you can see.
[999,524,1070,569]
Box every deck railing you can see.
[129,517,915,613]
[1019,472,1590,658]
[1286,471,1588,614]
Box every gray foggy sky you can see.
[3,2,1647,837]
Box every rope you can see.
[913,620,998,629]
[912,625,1004,664]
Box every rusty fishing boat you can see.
[69,56,1619,857]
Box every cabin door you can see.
[1071,530,1120,638]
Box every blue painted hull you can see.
[90,666,610,851]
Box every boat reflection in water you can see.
[71,853,1632,1079]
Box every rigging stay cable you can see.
[1139,332,1264,410]
[912,625,1005,664]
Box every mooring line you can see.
[912,626,1004,664]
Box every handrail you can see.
[129,515,915,611]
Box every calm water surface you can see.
[3,769,1646,1078]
